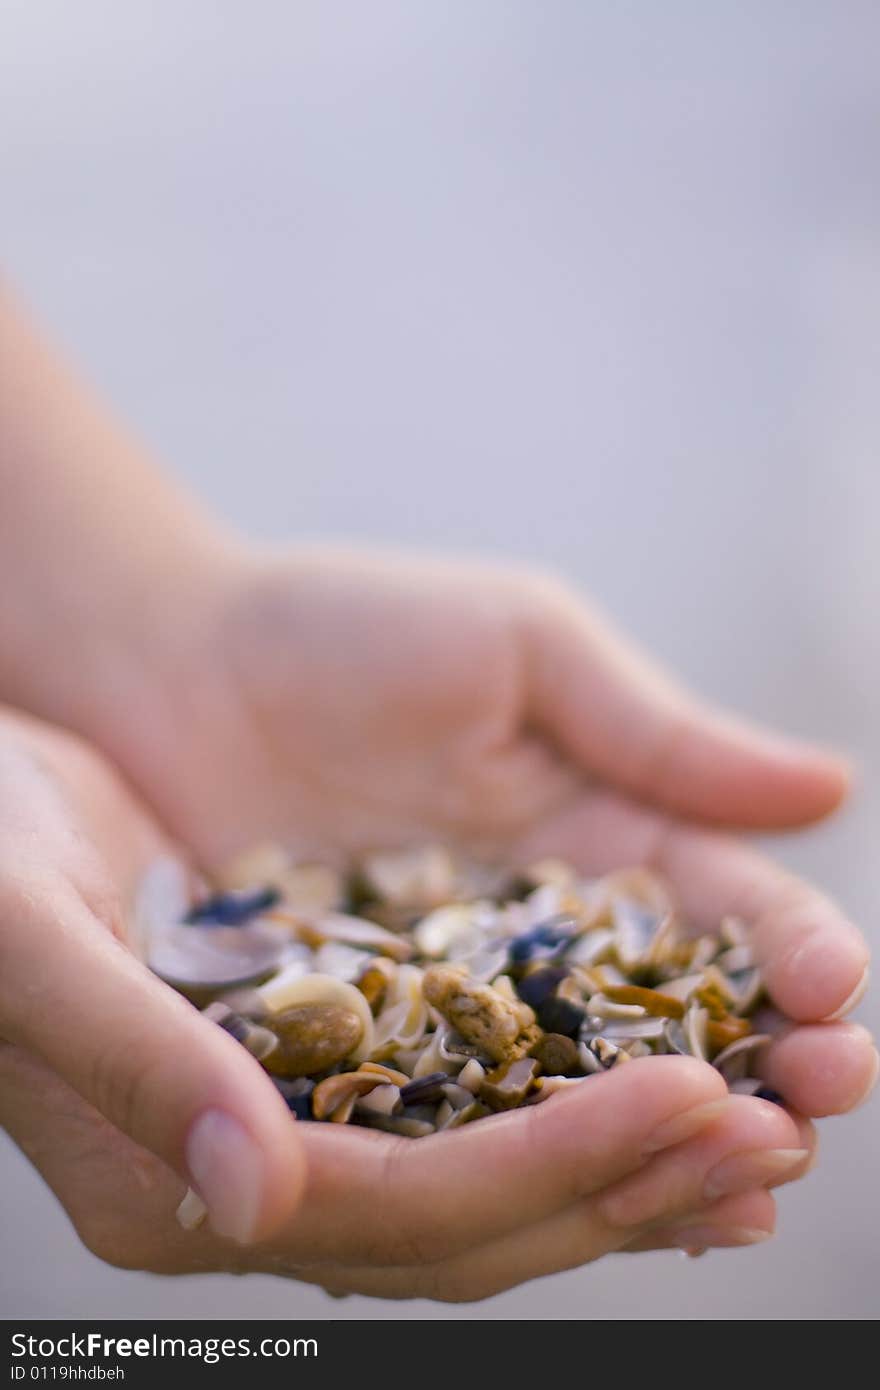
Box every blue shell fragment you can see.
[509,916,579,964]
[184,885,281,926]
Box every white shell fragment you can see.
[175,1187,208,1232]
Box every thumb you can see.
[522,581,850,828]
[0,876,306,1245]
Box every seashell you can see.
[720,915,751,948]
[202,1002,280,1062]
[368,999,411,1053]
[706,1015,752,1055]
[441,1082,475,1110]
[358,1062,411,1086]
[437,1029,488,1063]
[312,1072,388,1121]
[460,944,511,984]
[149,920,289,991]
[728,1077,763,1096]
[664,1018,691,1057]
[185,886,280,926]
[272,910,413,962]
[354,1084,401,1117]
[712,1032,772,1081]
[480,1057,540,1110]
[442,1100,491,1129]
[356,960,396,1012]
[456,1058,487,1093]
[643,912,681,968]
[577,1041,603,1074]
[413,903,492,959]
[176,1187,208,1231]
[592,1016,667,1043]
[726,968,764,1014]
[309,941,373,982]
[716,945,755,975]
[434,1099,456,1129]
[599,984,685,1019]
[375,964,428,1050]
[217,985,271,1019]
[626,1040,653,1059]
[399,1072,450,1106]
[133,857,192,959]
[613,899,664,971]
[564,928,615,968]
[522,883,568,928]
[589,1037,630,1069]
[689,936,719,971]
[361,845,456,909]
[655,973,704,1004]
[526,1076,590,1104]
[410,1027,460,1077]
[683,1003,709,1061]
[257,970,374,1061]
[586,994,647,1021]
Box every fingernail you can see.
[824,966,870,1021]
[643,1099,729,1155]
[671,1225,772,1251]
[185,1109,264,1244]
[703,1147,807,1202]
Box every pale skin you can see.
[0,290,875,1300]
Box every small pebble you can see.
[530,1031,580,1076]
[262,1003,363,1077]
[536,995,586,1038]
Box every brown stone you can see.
[262,1003,363,1077]
[529,1032,580,1076]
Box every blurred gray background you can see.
[1,0,878,1320]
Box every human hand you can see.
[0,705,818,1298]
[3,553,873,1298]
[102,546,873,1126]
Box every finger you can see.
[522,582,850,828]
[517,790,870,1026]
[300,1181,781,1302]
[263,1056,730,1267]
[0,877,306,1245]
[654,824,871,1023]
[622,1188,777,1253]
[595,1094,806,1230]
[757,1022,879,1116]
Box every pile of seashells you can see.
[141,844,778,1155]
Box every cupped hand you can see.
[0,1042,811,1299]
[106,548,873,1122]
